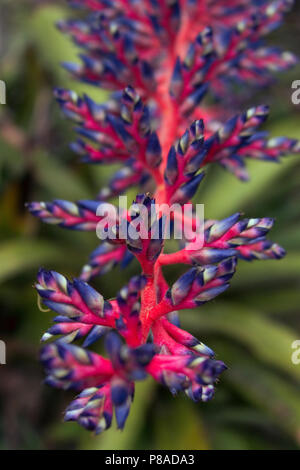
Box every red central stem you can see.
[139,7,208,342]
[140,276,156,342]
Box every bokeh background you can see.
[1,0,300,450]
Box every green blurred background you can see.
[1,0,300,450]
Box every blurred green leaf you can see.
[26,5,108,101]
[275,225,300,250]
[212,427,255,450]
[183,302,300,381]
[0,238,65,282]
[154,398,211,450]
[235,254,300,285]
[222,344,300,441]
[32,151,90,200]
[235,288,300,314]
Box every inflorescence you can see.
[28,0,300,434]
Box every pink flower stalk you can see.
[28,0,300,434]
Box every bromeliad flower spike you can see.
[29,0,300,434]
